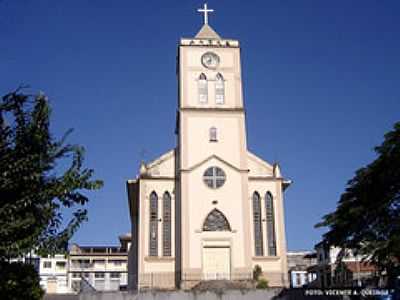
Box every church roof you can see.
[195,24,221,40]
[182,154,247,173]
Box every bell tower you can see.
[175,4,253,286]
[177,12,247,170]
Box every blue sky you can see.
[1,1,399,250]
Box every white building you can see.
[287,251,317,288]
[68,234,130,292]
[127,4,291,290]
[39,254,69,294]
[10,253,70,294]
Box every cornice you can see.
[248,176,282,181]
[180,154,249,173]
[179,107,244,113]
[252,256,281,261]
[144,256,175,262]
[139,176,175,181]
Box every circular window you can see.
[203,166,226,189]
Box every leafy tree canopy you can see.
[0,261,44,300]
[316,121,400,277]
[0,88,103,259]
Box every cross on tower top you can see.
[197,3,214,25]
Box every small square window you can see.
[43,261,52,268]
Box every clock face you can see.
[201,52,220,69]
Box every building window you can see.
[215,73,225,104]
[198,73,208,103]
[209,127,217,142]
[74,259,90,268]
[93,260,105,269]
[162,192,172,257]
[203,166,226,189]
[203,209,231,231]
[43,261,52,268]
[265,192,277,256]
[110,272,121,279]
[149,191,158,256]
[56,261,66,271]
[108,260,124,268]
[95,273,104,279]
[252,192,264,256]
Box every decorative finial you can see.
[139,161,147,175]
[197,3,214,25]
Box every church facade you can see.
[127,7,291,290]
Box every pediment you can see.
[144,149,175,177]
[183,155,247,173]
[247,151,275,177]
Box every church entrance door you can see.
[202,246,231,280]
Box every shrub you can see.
[256,278,269,289]
[253,264,262,281]
[0,261,44,300]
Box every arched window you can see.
[209,127,217,142]
[198,73,208,104]
[215,73,225,104]
[162,192,172,257]
[203,209,231,231]
[149,191,158,256]
[252,192,264,256]
[265,192,277,256]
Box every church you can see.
[126,4,291,290]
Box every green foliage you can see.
[0,88,103,259]
[0,261,44,300]
[253,264,262,281]
[256,278,269,289]
[253,265,268,289]
[316,121,400,281]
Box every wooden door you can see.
[202,247,230,280]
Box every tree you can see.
[0,88,103,260]
[316,121,400,283]
[0,261,44,300]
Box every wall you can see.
[79,289,282,300]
